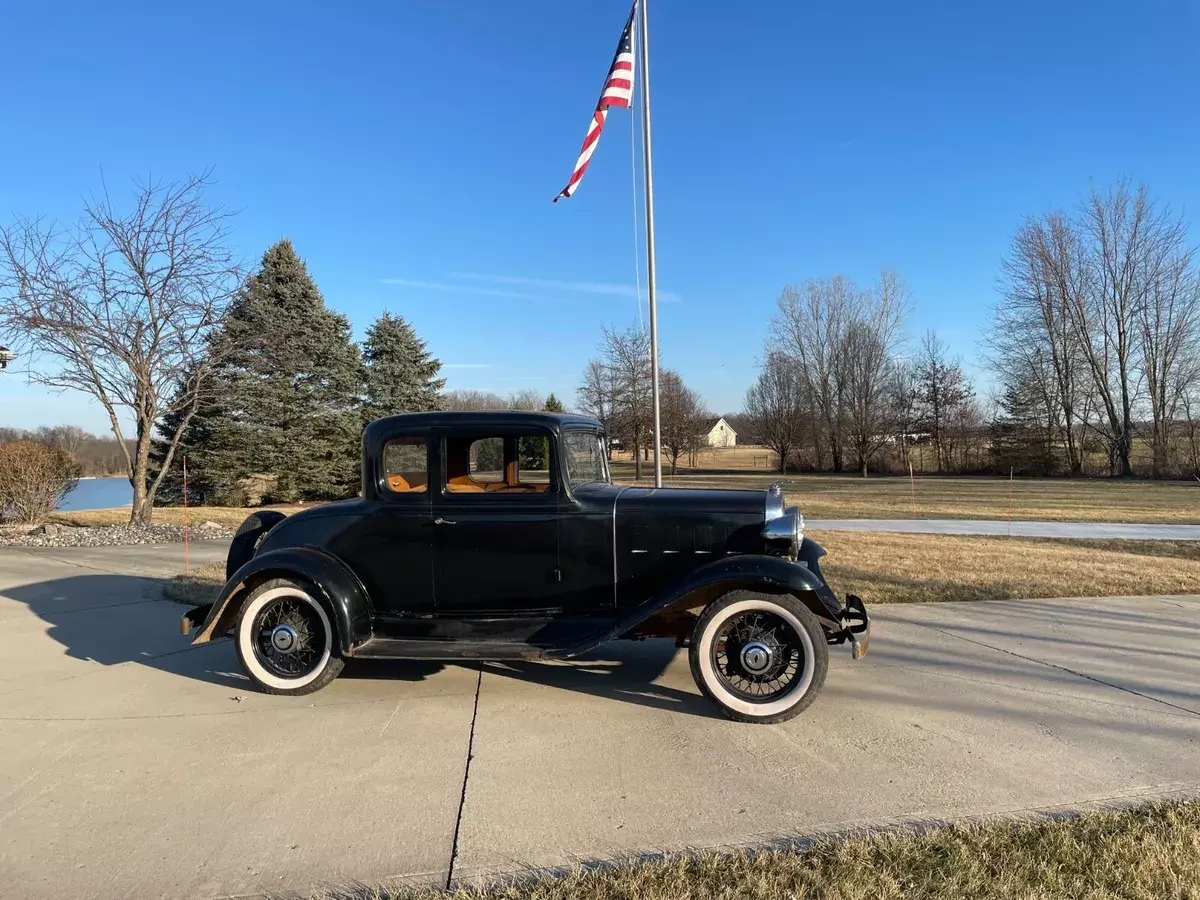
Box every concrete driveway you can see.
[1,543,1198,900]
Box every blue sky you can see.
[2,0,1198,434]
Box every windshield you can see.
[563,430,610,488]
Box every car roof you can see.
[365,410,603,437]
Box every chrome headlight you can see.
[762,505,802,559]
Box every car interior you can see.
[384,434,552,494]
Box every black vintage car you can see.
[182,411,869,723]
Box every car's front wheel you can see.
[235,578,343,695]
[689,590,828,724]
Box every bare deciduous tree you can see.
[841,270,910,477]
[914,330,973,472]
[0,174,239,523]
[599,326,652,479]
[772,277,856,471]
[991,180,1200,477]
[577,358,617,457]
[1068,182,1170,476]
[658,369,707,475]
[992,214,1088,475]
[887,360,920,470]
[1137,245,1200,478]
[744,351,806,474]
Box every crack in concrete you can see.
[446,664,483,890]
[905,618,1200,719]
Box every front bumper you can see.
[830,594,870,659]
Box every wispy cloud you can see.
[378,278,542,300]
[449,272,682,304]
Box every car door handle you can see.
[434,517,456,526]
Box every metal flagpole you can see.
[638,0,663,488]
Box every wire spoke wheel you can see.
[252,594,327,679]
[710,608,807,704]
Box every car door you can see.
[334,431,435,619]
[432,426,563,615]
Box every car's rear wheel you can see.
[689,590,828,724]
[235,578,343,695]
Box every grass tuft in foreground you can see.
[318,800,1200,900]
[162,561,225,605]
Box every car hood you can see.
[614,485,768,519]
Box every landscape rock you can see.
[0,521,235,549]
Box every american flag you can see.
[554,3,637,202]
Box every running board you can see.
[351,637,550,661]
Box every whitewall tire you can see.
[689,590,828,724]
[235,578,344,695]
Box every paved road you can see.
[808,519,1200,539]
[2,544,1199,900]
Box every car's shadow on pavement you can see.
[5,573,716,716]
[478,642,719,718]
[2,573,257,690]
[344,640,717,718]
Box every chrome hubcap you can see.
[740,640,773,675]
[270,624,299,653]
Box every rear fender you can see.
[190,546,373,655]
[550,552,841,658]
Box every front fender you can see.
[189,546,373,654]
[550,548,842,659]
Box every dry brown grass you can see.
[62,473,1200,527]
[316,800,1200,899]
[162,561,225,605]
[162,536,1200,609]
[816,531,1200,604]
[52,504,307,528]
[610,467,1200,524]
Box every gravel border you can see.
[0,522,234,548]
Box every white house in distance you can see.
[704,416,737,448]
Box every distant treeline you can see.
[0,426,131,478]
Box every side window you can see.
[517,436,550,484]
[382,436,428,494]
[468,437,504,483]
[445,433,553,494]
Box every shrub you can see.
[0,440,82,524]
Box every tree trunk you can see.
[130,415,155,525]
[632,438,641,480]
[1117,431,1134,477]
[130,474,147,524]
[860,457,868,478]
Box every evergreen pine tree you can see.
[362,311,445,422]
[151,372,227,505]
[988,381,1060,476]
[202,239,363,502]
[543,393,565,413]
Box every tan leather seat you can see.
[386,472,428,493]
